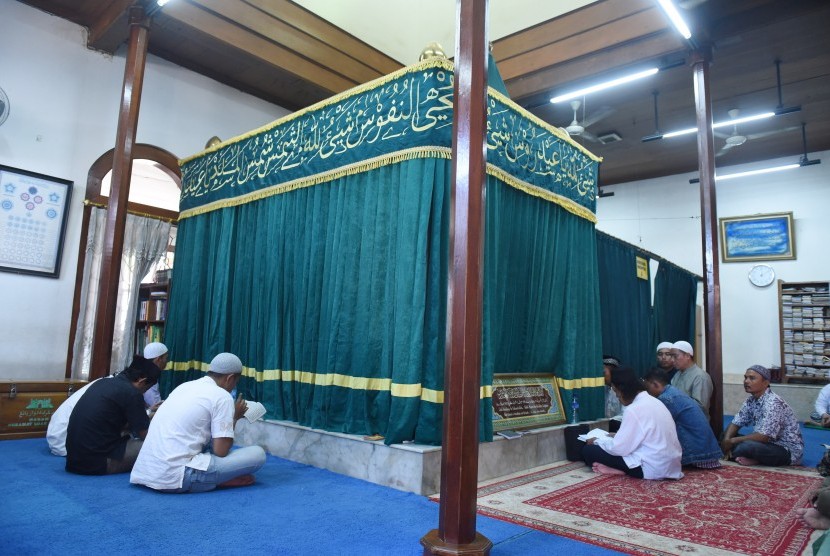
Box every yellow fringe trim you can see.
[167,360,495,402]
[556,376,605,389]
[178,146,453,220]
[487,164,598,223]
[180,58,456,165]
[84,200,177,223]
[487,89,602,163]
[179,147,597,223]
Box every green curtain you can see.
[485,179,604,422]
[596,232,654,375]
[653,261,698,347]
[161,158,604,444]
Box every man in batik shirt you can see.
[722,364,803,466]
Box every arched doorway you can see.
[65,144,181,378]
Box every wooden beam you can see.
[245,0,402,73]
[162,1,356,93]
[498,9,669,81]
[691,47,724,436]
[507,31,683,103]
[90,6,151,378]
[191,0,386,85]
[87,0,132,49]
[421,1,491,555]
[494,0,655,61]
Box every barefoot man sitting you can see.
[130,352,266,493]
[582,367,683,480]
[722,365,803,467]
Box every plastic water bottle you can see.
[571,394,579,424]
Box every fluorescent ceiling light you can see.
[689,159,820,184]
[663,111,776,139]
[657,0,692,40]
[157,0,172,6]
[717,163,799,181]
[550,68,658,104]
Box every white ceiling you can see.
[292,0,599,64]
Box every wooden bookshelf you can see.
[779,280,830,383]
[135,281,169,355]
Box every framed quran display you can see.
[491,373,566,431]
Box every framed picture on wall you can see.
[719,212,795,262]
[0,164,73,278]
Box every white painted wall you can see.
[0,2,289,380]
[597,153,830,378]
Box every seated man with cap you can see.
[130,352,266,493]
[722,364,803,466]
[670,340,713,415]
[65,357,160,475]
[655,341,677,383]
[603,355,623,419]
[142,342,169,409]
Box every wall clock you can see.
[748,264,775,287]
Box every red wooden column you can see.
[89,6,151,379]
[421,0,492,555]
[691,47,724,434]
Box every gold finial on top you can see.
[419,42,447,62]
[204,136,222,149]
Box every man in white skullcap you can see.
[142,342,169,409]
[655,341,677,383]
[130,352,266,493]
[669,340,713,415]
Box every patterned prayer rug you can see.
[460,461,825,555]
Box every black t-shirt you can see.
[65,373,150,475]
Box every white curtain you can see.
[71,207,171,378]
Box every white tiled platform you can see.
[236,418,605,495]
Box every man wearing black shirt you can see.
[65,357,160,475]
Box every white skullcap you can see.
[656,342,673,352]
[672,341,694,356]
[209,352,243,375]
[144,342,168,360]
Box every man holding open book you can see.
[130,352,266,493]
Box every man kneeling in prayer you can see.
[642,368,722,469]
[130,352,266,493]
[583,367,683,479]
[722,364,803,467]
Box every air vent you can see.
[597,132,622,144]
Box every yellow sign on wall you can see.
[636,256,649,280]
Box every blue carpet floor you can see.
[0,438,621,556]
[3,418,826,555]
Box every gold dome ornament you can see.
[419,42,447,62]
[204,136,222,149]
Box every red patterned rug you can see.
[466,461,824,555]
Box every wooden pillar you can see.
[691,47,724,435]
[89,6,151,379]
[421,1,492,555]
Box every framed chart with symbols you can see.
[0,165,72,278]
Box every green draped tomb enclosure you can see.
[160,57,604,445]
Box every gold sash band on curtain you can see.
[166,360,497,403]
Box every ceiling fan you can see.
[561,98,613,143]
[715,108,799,157]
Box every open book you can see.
[243,401,267,423]
[577,428,611,442]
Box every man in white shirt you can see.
[813,383,830,427]
[130,352,266,493]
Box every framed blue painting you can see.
[719,212,796,262]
